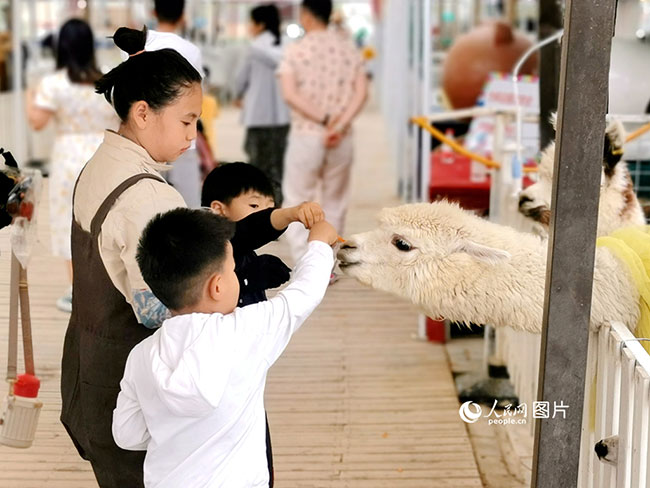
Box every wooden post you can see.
[18,265,34,376]
[532,0,617,486]
[6,253,20,382]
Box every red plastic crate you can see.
[429,151,491,211]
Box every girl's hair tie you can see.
[129,49,145,57]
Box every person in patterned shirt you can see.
[277,0,368,264]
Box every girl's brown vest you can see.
[61,173,163,488]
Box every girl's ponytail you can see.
[268,22,281,46]
[95,65,119,107]
[94,26,201,121]
[95,26,147,110]
[112,26,148,55]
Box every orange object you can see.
[412,116,500,169]
[442,21,537,109]
[626,122,650,143]
[337,236,346,243]
[411,117,538,173]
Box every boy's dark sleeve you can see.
[246,254,292,290]
[231,208,286,256]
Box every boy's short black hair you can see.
[154,0,185,24]
[201,162,275,207]
[301,0,332,25]
[136,208,235,311]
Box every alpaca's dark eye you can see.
[392,236,413,252]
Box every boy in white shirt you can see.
[112,207,337,487]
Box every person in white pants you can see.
[277,0,368,261]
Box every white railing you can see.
[577,322,650,488]
[501,322,650,487]
[484,113,650,487]
[500,321,650,488]
[498,326,541,437]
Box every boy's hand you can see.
[294,202,324,229]
[308,221,338,246]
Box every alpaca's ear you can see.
[454,240,511,264]
[603,119,625,176]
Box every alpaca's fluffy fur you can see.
[338,201,639,334]
[518,119,645,237]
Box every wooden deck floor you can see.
[0,103,482,487]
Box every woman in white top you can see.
[26,19,119,312]
[234,4,290,203]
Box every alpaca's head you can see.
[337,201,511,306]
[518,118,628,236]
[516,141,555,233]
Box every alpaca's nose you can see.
[337,240,359,265]
[340,241,357,250]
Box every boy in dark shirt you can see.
[201,163,323,485]
[202,162,323,307]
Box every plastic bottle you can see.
[0,374,43,448]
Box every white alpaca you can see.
[518,119,645,236]
[337,201,639,334]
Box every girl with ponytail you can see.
[60,25,203,488]
[233,3,290,203]
[95,25,203,161]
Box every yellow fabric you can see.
[597,226,650,354]
[585,227,650,432]
[200,94,219,153]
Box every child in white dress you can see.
[26,19,118,312]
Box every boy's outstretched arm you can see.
[112,355,151,451]
[271,202,324,230]
[231,203,325,256]
[230,208,283,255]
[234,221,338,365]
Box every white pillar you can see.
[419,0,432,202]
[11,0,27,165]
